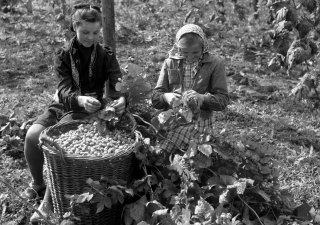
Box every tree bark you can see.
[60,0,67,15]
[101,0,116,53]
[101,0,116,99]
[26,0,33,14]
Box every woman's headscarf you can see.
[169,24,209,58]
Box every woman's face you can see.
[74,21,101,47]
[178,43,203,62]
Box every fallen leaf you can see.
[293,203,312,220]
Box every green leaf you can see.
[60,219,75,225]
[261,215,277,225]
[103,197,112,209]
[276,7,288,22]
[255,189,271,202]
[80,205,90,215]
[65,194,78,201]
[242,206,255,225]
[260,165,271,174]
[194,197,214,220]
[170,205,181,221]
[115,81,122,92]
[125,188,134,196]
[181,207,191,224]
[293,203,312,220]
[186,140,197,158]
[179,108,193,123]
[109,185,124,196]
[146,200,166,215]
[96,201,105,214]
[207,176,222,188]
[158,110,174,124]
[169,154,185,175]
[219,175,237,186]
[76,192,93,204]
[198,144,212,157]
[152,208,168,217]
[86,178,94,185]
[227,181,247,195]
[219,189,234,204]
[133,175,152,192]
[125,63,144,77]
[172,99,182,113]
[118,193,124,204]
[86,178,103,190]
[192,153,212,169]
[63,212,72,218]
[124,207,134,225]
[129,195,147,222]
[137,222,150,225]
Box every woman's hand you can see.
[77,96,101,113]
[183,90,204,107]
[113,96,126,115]
[163,92,181,107]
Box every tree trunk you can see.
[26,0,33,14]
[101,0,116,99]
[60,0,67,15]
[101,0,116,53]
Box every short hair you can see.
[71,4,102,32]
[177,33,204,49]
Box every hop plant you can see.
[286,39,313,74]
[55,123,134,157]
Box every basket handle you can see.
[39,129,66,163]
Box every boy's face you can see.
[74,21,101,47]
[178,43,203,63]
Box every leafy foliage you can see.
[267,0,319,75]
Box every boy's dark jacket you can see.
[152,53,229,118]
[55,37,123,112]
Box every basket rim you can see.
[40,119,141,161]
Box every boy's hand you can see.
[163,92,181,107]
[78,96,101,113]
[112,96,126,115]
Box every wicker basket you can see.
[39,113,141,225]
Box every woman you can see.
[24,4,126,222]
[152,24,229,152]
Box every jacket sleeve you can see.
[151,59,170,109]
[55,48,83,111]
[202,58,229,111]
[105,47,124,100]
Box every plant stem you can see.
[237,194,264,225]
[0,176,55,225]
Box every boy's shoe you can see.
[22,182,46,200]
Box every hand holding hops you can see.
[172,90,204,122]
[97,100,119,122]
[97,106,116,121]
[182,90,204,115]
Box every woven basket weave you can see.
[39,113,141,225]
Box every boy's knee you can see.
[25,124,46,145]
